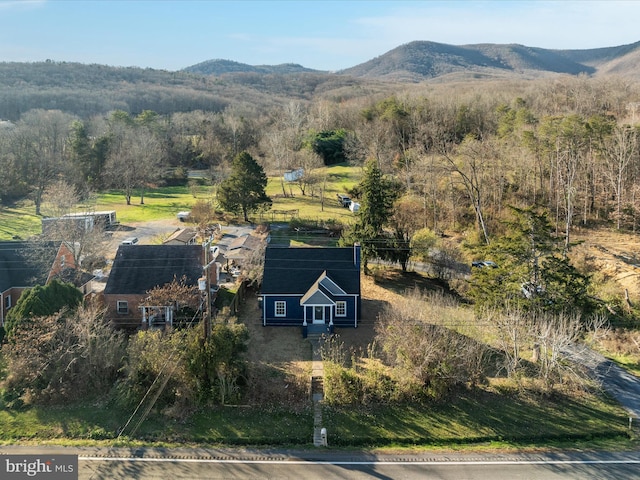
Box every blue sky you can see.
[1,0,638,71]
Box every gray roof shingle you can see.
[261,246,360,295]
[104,245,203,295]
[0,241,57,292]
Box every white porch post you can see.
[303,305,307,326]
[166,306,173,327]
[354,297,358,328]
[141,306,147,326]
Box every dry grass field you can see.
[240,273,407,367]
[573,227,640,301]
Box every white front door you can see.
[313,306,325,324]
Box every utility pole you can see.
[202,237,214,340]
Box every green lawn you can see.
[0,402,313,446]
[95,188,202,224]
[0,387,632,449]
[323,390,632,448]
[0,202,42,241]
[0,164,363,240]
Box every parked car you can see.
[521,282,545,299]
[177,211,191,221]
[336,194,352,208]
[121,237,139,245]
[472,260,498,268]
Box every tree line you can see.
[1,75,638,230]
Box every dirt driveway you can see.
[105,219,186,258]
[573,227,640,301]
[239,274,400,372]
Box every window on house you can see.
[275,301,286,317]
[4,295,11,310]
[117,300,128,314]
[336,301,346,317]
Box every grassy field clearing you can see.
[0,164,361,240]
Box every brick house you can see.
[0,241,92,328]
[103,244,218,330]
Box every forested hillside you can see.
[338,40,640,81]
[0,61,376,121]
[2,70,640,240]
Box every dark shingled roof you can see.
[0,241,57,292]
[104,245,203,295]
[261,246,360,295]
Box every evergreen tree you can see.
[469,206,593,315]
[218,151,271,222]
[341,159,402,272]
[4,279,83,338]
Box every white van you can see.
[121,237,139,245]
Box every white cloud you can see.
[0,0,46,11]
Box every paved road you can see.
[563,344,640,419]
[2,446,640,480]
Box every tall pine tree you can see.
[341,159,402,273]
[218,151,271,222]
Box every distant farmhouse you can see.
[163,227,198,246]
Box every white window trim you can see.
[117,300,129,314]
[275,301,286,317]
[4,295,11,310]
[336,301,347,317]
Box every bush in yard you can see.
[323,289,488,406]
[323,361,364,405]
[184,322,249,405]
[1,303,126,406]
[4,279,83,339]
[115,329,196,412]
[116,322,249,411]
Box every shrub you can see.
[2,304,125,406]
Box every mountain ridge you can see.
[183,40,640,82]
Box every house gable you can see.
[300,287,335,306]
[0,240,80,327]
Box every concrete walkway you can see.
[308,335,326,447]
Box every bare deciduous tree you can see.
[376,289,487,396]
[9,109,77,215]
[103,123,166,205]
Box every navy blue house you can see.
[260,244,361,332]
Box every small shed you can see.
[284,168,304,182]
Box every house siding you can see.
[263,295,305,326]
[104,293,147,330]
[262,294,358,327]
[1,287,24,327]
